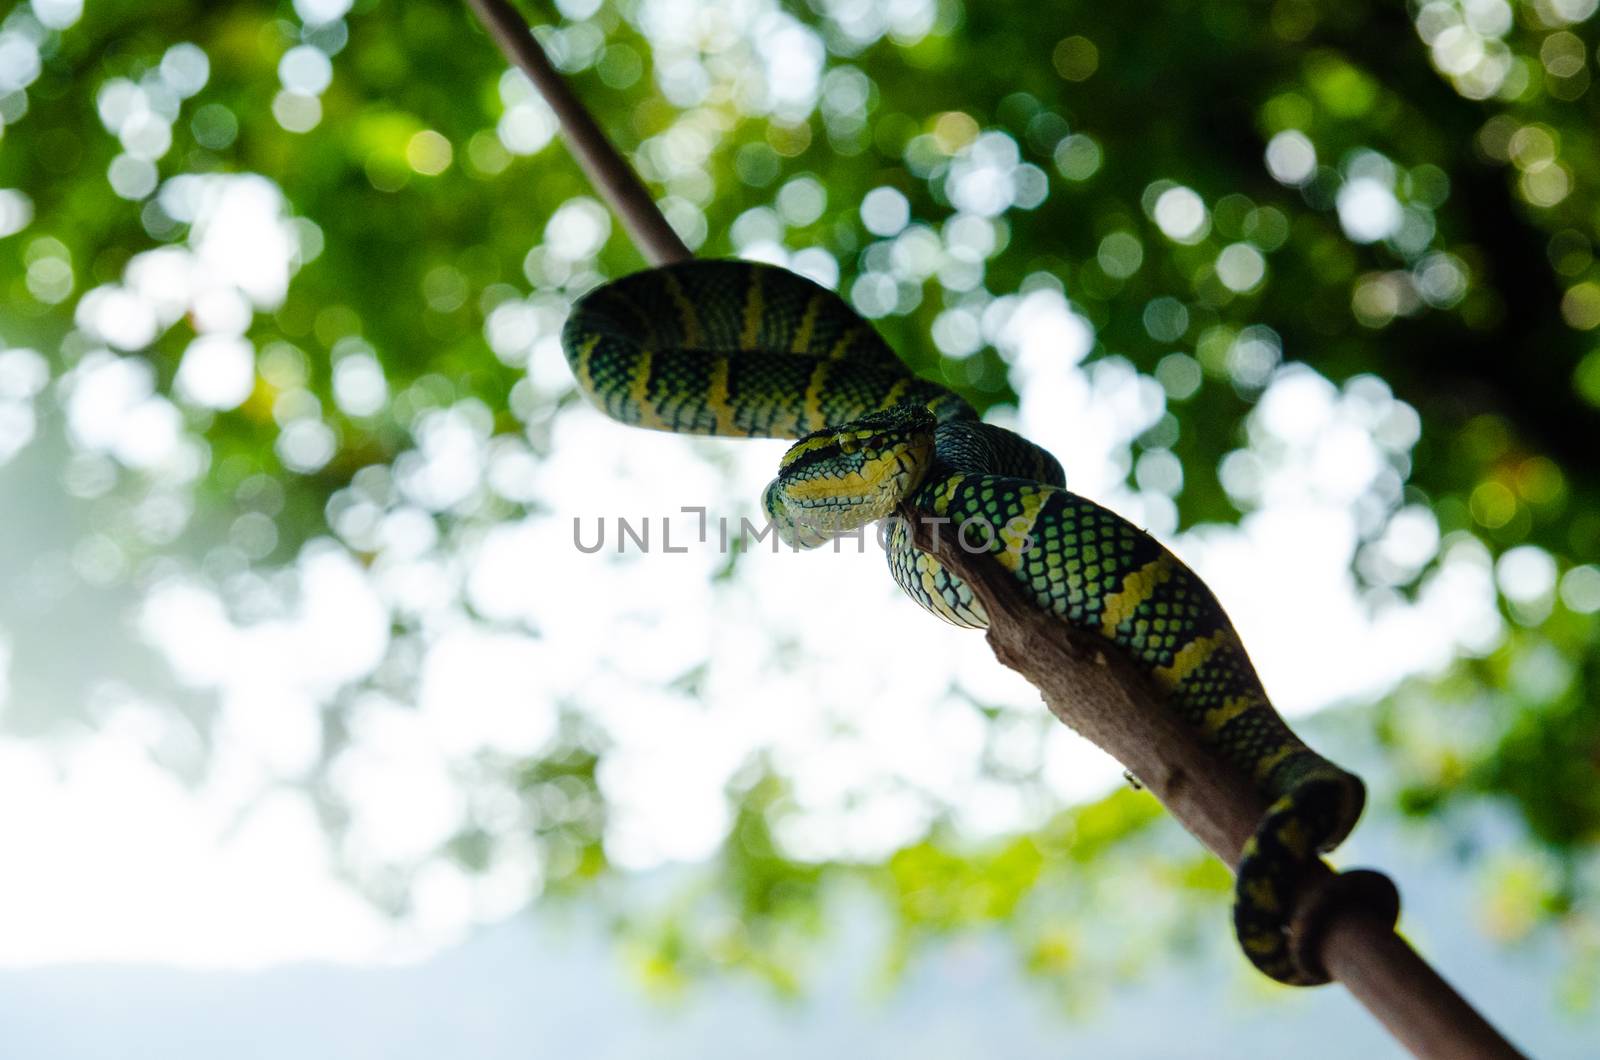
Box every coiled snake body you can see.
[562,260,1366,985]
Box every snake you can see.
[561,259,1369,986]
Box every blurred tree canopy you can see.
[3,0,1600,1000]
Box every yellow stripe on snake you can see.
[562,260,1367,986]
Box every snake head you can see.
[762,406,938,549]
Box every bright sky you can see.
[0,0,1539,973]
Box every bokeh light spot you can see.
[1152,186,1208,243]
[1560,282,1600,330]
[931,111,979,154]
[1051,36,1099,82]
[1155,353,1202,401]
[1573,349,1600,406]
[1520,161,1571,207]
[0,30,41,93]
[273,91,322,134]
[333,353,388,418]
[1052,134,1101,181]
[294,0,355,24]
[279,45,334,96]
[0,188,32,237]
[1469,480,1517,529]
[1096,232,1143,279]
[777,176,827,227]
[1497,546,1556,605]
[1414,253,1467,308]
[1561,565,1600,613]
[1264,130,1316,185]
[1216,243,1266,292]
[191,103,239,149]
[33,0,84,29]
[544,198,611,260]
[860,186,910,236]
[1335,177,1401,243]
[160,43,210,98]
[176,334,255,410]
[1142,297,1189,342]
[406,130,453,176]
[108,155,158,201]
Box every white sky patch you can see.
[1176,511,1499,713]
[0,735,393,967]
[0,545,407,968]
[332,694,467,865]
[1174,365,1497,711]
[996,285,1154,505]
[419,630,556,757]
[142,544,389,697]
[458,404,1123,871]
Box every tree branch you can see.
[464,0,691,266]
[462,3,1527,1057]
[907,522,1522,1060]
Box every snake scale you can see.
[561,259,1367,986]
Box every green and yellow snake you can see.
[561,259,1367,985]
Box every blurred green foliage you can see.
[4,0,1600,997]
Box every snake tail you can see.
[1234,771,1367,985]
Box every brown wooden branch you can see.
[462,3,1528,1057]
[905,518,1524,1060]
[464,0,692,267]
